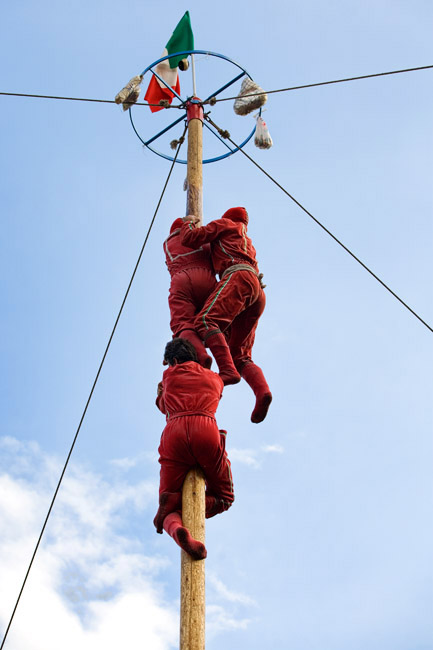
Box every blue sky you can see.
[1,1,432,649]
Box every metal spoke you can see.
[149,67,184,103]
[203,71,246,103]
[129,111,186,146]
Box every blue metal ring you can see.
[129,50,259,164]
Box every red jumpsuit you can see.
[164,218,217,337]
[156,361,234,509]
[180,208,266,370]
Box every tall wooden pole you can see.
[186,98,203,225]
[180,98,206,650]
[180,468,206,650]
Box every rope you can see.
[203,115,432,333]
[204,114,230,139]
[170,134,186,150]
[203,64,433,104]
[0,91,183,109]
[0,124,187,650]
[1,64,431,109]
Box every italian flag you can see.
[144,11,194,112]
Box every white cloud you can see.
[229,448,260,469]
[109,451,158,471]
[0,437,254,650]
[208,573,257,606]
[261,444,284,454]
[207,605,251,639]
[109,456,139,470]
[228,444,284,468]
[0,439,177,650]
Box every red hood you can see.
[221,207,249,225]
[170,218,184,234]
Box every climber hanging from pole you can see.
[163,218,216,369]
[154,338,234,559]
[180,206,272,423]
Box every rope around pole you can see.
[203,64,433,104]
[203,115,433,333]
[0,124,188,650]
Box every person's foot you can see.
[202,353,213,369]
[153,492,181,533]
[251,392,273,423]
[163,511,207,560]
[206,332,240,385]
[219,369,241,386]
[174,526,207,560]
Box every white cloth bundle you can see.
[254,116,273,149]
[233,78,267,116]
[115,74,143,111]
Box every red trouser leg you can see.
[154,491,226,532]
[195,270,260,339]
[157,416,234,525]
[205,333,240,385]
[179,329,212,369]
[168,268,216,367]
[189,427,235,511]
[224,286,271,421]
[227,285,266,369]
[240,362,272,423]
[169,268,216,335]
[195,271,261,385]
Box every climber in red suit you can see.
[180,207,272,423]
[154,338,234,560]
[163,217,217,368]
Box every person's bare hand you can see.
[182,214,199,225]
[157,381,163,397]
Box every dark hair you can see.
[164,338,198,366]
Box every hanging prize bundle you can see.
[115,74,144,111]
[254,116,273,149]
[233,77,267,116]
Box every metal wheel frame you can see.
[129,49,260,164]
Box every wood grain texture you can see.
[180,468,206,650]
[186,118,203,224]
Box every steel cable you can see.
[204,115,432,333]
[0,124,188,650]
[204,64,433,104]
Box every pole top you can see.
[186,97,203,123]
[130,50,260,164]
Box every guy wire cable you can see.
[204,115,432,334]
[204,64,433,104]
[0,91,183,108]
[1,64,432,107]
[0,124,188,650]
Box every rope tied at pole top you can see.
[170,134,186,149]
[204,114,230,139]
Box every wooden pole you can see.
[180,98,206,650]
[180,468,206,650]
[186,99,203,225]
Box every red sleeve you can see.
[155,394,166,413]
[155,380,166,414]
[180,218,233,248]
